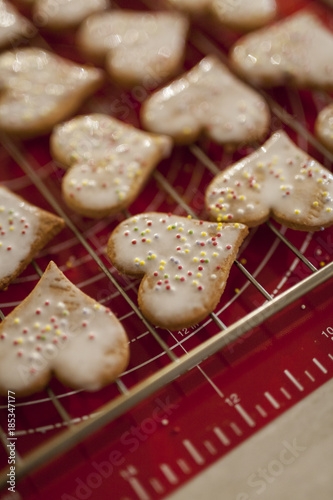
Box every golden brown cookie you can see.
[140,55,270,146]
[168,0,277,31]
[0,186,64,290]
[205,130,333,231]
[230,11,333,89]
[32,0,109,30]
[315,103,333,153]
[0,0,35,48]
[107,212,248,330]
[76,10,189,88]
[50,114,173,218]
[0,47,104,137]
[0,261,129,396]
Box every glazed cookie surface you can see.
[230,11,333,89]
[0,0,35,48]
[205,130,333,231]
[0,186,64,290]
[315,103,333,153]
[141,55,270,146]
[168,0,276,30]
[107,213,248,330]
[51,114,173,218]
[211,0,276,31]
[0,47,104,137]
[32,0,109,30]
[77,10,189,88]
[0,261,129,396]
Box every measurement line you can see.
[230,422,242,436]
[182,440,205,465]
[213,426,231,446]
[160,464,179,484]
[264,391,280,409]
[313,358,328,374]
[284,369,304,391]
[177,459,191,474]
[255,405,267,418]
[204,440,217,455]
[234,404,256,428]
[127,477,151,500]
[280,387,292,400]
[150,478,164,494]
[305,370,315,382]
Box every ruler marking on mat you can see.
[150,478,165,494]
[213,426,231,446]
[312,358,328,374]
[255,405,267,418]
[160,464,179,485]
[305,370,315,382]
[230,422,242,436]
[120,467,151,500]
[264,391,280,409]
[182,440,205,465]
[284,370,304,392]
[204,440,217,455]
[234,404,256,428]
[177,459,191,475]
[280,387,292,400]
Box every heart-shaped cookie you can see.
[32,0,109,30]
[0,261,129,396]
[76,10,189,88]
[0,186,64,290]
[140,55,270,146]
[205,130,333,231]
[211,0,276,31]
[230,11,333,89]
[107,213,248,330]
[315,103,333,153]
[0,0,35,48]
[51,114,172,218]
[168,0,276,31]
[0,47,104,137]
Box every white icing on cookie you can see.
[51,114,172,218]
[0,186,39,280]
[315,103,333,153]
[168,0,276,30]
[230,11,333,88]
[211,0,276,31]
[0,47,104,136]
[0,261,129,395]
[205,130,333,230]
[33,0,109,30]
[108,213,248,329]
[141,55,270,145]
[0,0,34,47]
[77,10,189,87]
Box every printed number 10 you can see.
[322,327,333,339]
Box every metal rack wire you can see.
[0,0,333,492]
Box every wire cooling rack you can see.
[0,0,333,498]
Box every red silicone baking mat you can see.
[0,0,333,499]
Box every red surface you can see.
[0,0,333,499]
